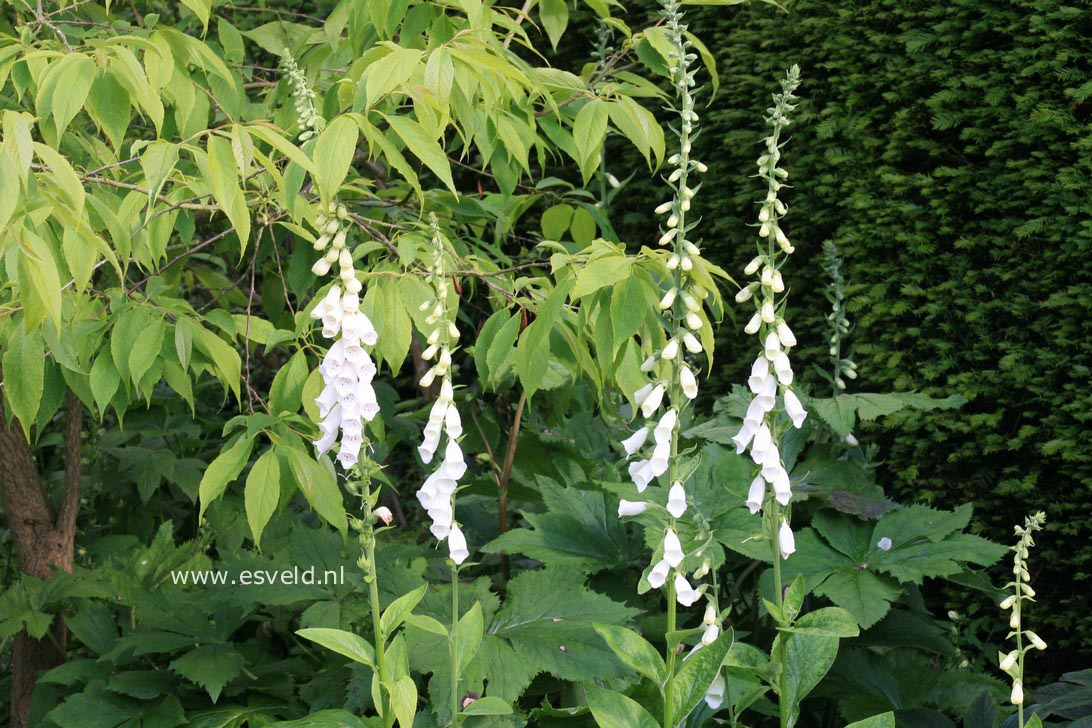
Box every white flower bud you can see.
[735,284,755,303]
[374,506,394,525]
[667,481,687,518]
[999,650,1018,672]
[661,338,679,361]
[618,500,649,517]
[311,258,331,276]
[682,332,702,354]
[744,313,762,335]
[659,288,678,309]
[744,256,762,275]
[778,519,796,559]
[1010,682,1023,706]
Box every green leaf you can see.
[786,607,861,638]
[2,327,44,434]
[781,632,840,712]
[207,135,251,252]
[89,351,120,417]
[140,141,179,210]
[287,450,346,536]
[541,204,574,240]
[128,316,165,390]
[488,568,636,682]
[573,99,608,182]
[585,683,659,728]
[381,584,428,636]
[456,602,485,672]
[364,47,423,107]
[813,570,901,630]
[388,674,417,728]
[268,350,308,414]
[179,0,213,30]
[672,629,733,723]
[539,0,569,50]
[297,627,376,668]
[610,275,647,347]
[385,114,456,192]
[198,435,255,518]
[50,54,95,138]
[17,231,64,330]
[244,449,280,547]
[312,115,359,202]
[593,623,666,684]
[515,279,574,398]
[846,713,896,728]
[608,96,666,167]
[570,254,632,299]
[170,644,246,702]
[482,480,638,573]
[460,696,513,716]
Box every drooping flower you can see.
[778,518,796,559]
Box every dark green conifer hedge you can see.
[626,0,1092,670]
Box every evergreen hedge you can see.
[620,0,1092,671]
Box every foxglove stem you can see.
[450,564,461,728]
[359,479,394,728]
[1000,512,1046,727]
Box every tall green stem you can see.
[664,579,678,728]
[365,524,393,728]
[450,565,461,728]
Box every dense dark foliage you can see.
[641,0,1092,671]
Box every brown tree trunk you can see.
[0,390,83,728]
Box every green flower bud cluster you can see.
[281,51,320,142]
[821,240,857,392]
[999,511,1046,713]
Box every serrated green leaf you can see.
[170,644,246,702]
[2,327,44,434]
[385,114,455,192]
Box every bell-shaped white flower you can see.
[621,427,650,456]
[316,383,339,419]
[772,467,792,505]
[783,389,807,428]
[663,529,685,568]
[654,409,678,444]
[618,500,649,517]
[744,312,761,335]
[764,331,781,360]
[444,406,463,438]
[647,559,670,589]
[778,518,796,559]
[682,332,702,354]
[667,481,687,518]
[661,338,679,361]
[680,366,698,400]
[772,351,794,385]
[776,320,797,348]
[448,523,469,565]
[648,440,671,478]
[732,421,756,454]
[750,424,773,463]
[674,573,701,606]
[628,460,655,492]
[746,476,765,515]
[754,374,777,412]
[639,383,666,418]
[748,357,769,393]
[701,622,720,646]
[760,448,783,484]
[704,671,726,709]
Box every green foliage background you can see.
[615,0,1091,670]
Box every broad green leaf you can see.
[846,713,896,728]
[388,674,417,728]
[140,141,179,210]
[198,435,255,518]
[2,327,45,433]
[364,47,423,107]
[456,602,484,672]
[385,114,456,192]
[813,570,901,630]
[207,135,251,252]
[287,450,346,536]
[460,697,512,716]
[50,54,96,138]
[381,584,428,635]
[786,607,860,638]
[610,275,647,347]
[672,630,733,722]
[89,352,121,417]
[573,99,608,182]
[608,96,666,167]
[244,449,280,547]
[268,351,308,414]
[541,204,574,240]
[585,683,658,728]
[570,254,631,299]
[515,279,574,397]
[781,632,840,711]
[297,628,375,668]
[17,232,63,331]
[312,115,359,202]
[128,316,165,391]
[179,0,213,31]
[593,623,666,684]
[539,0,569,50]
